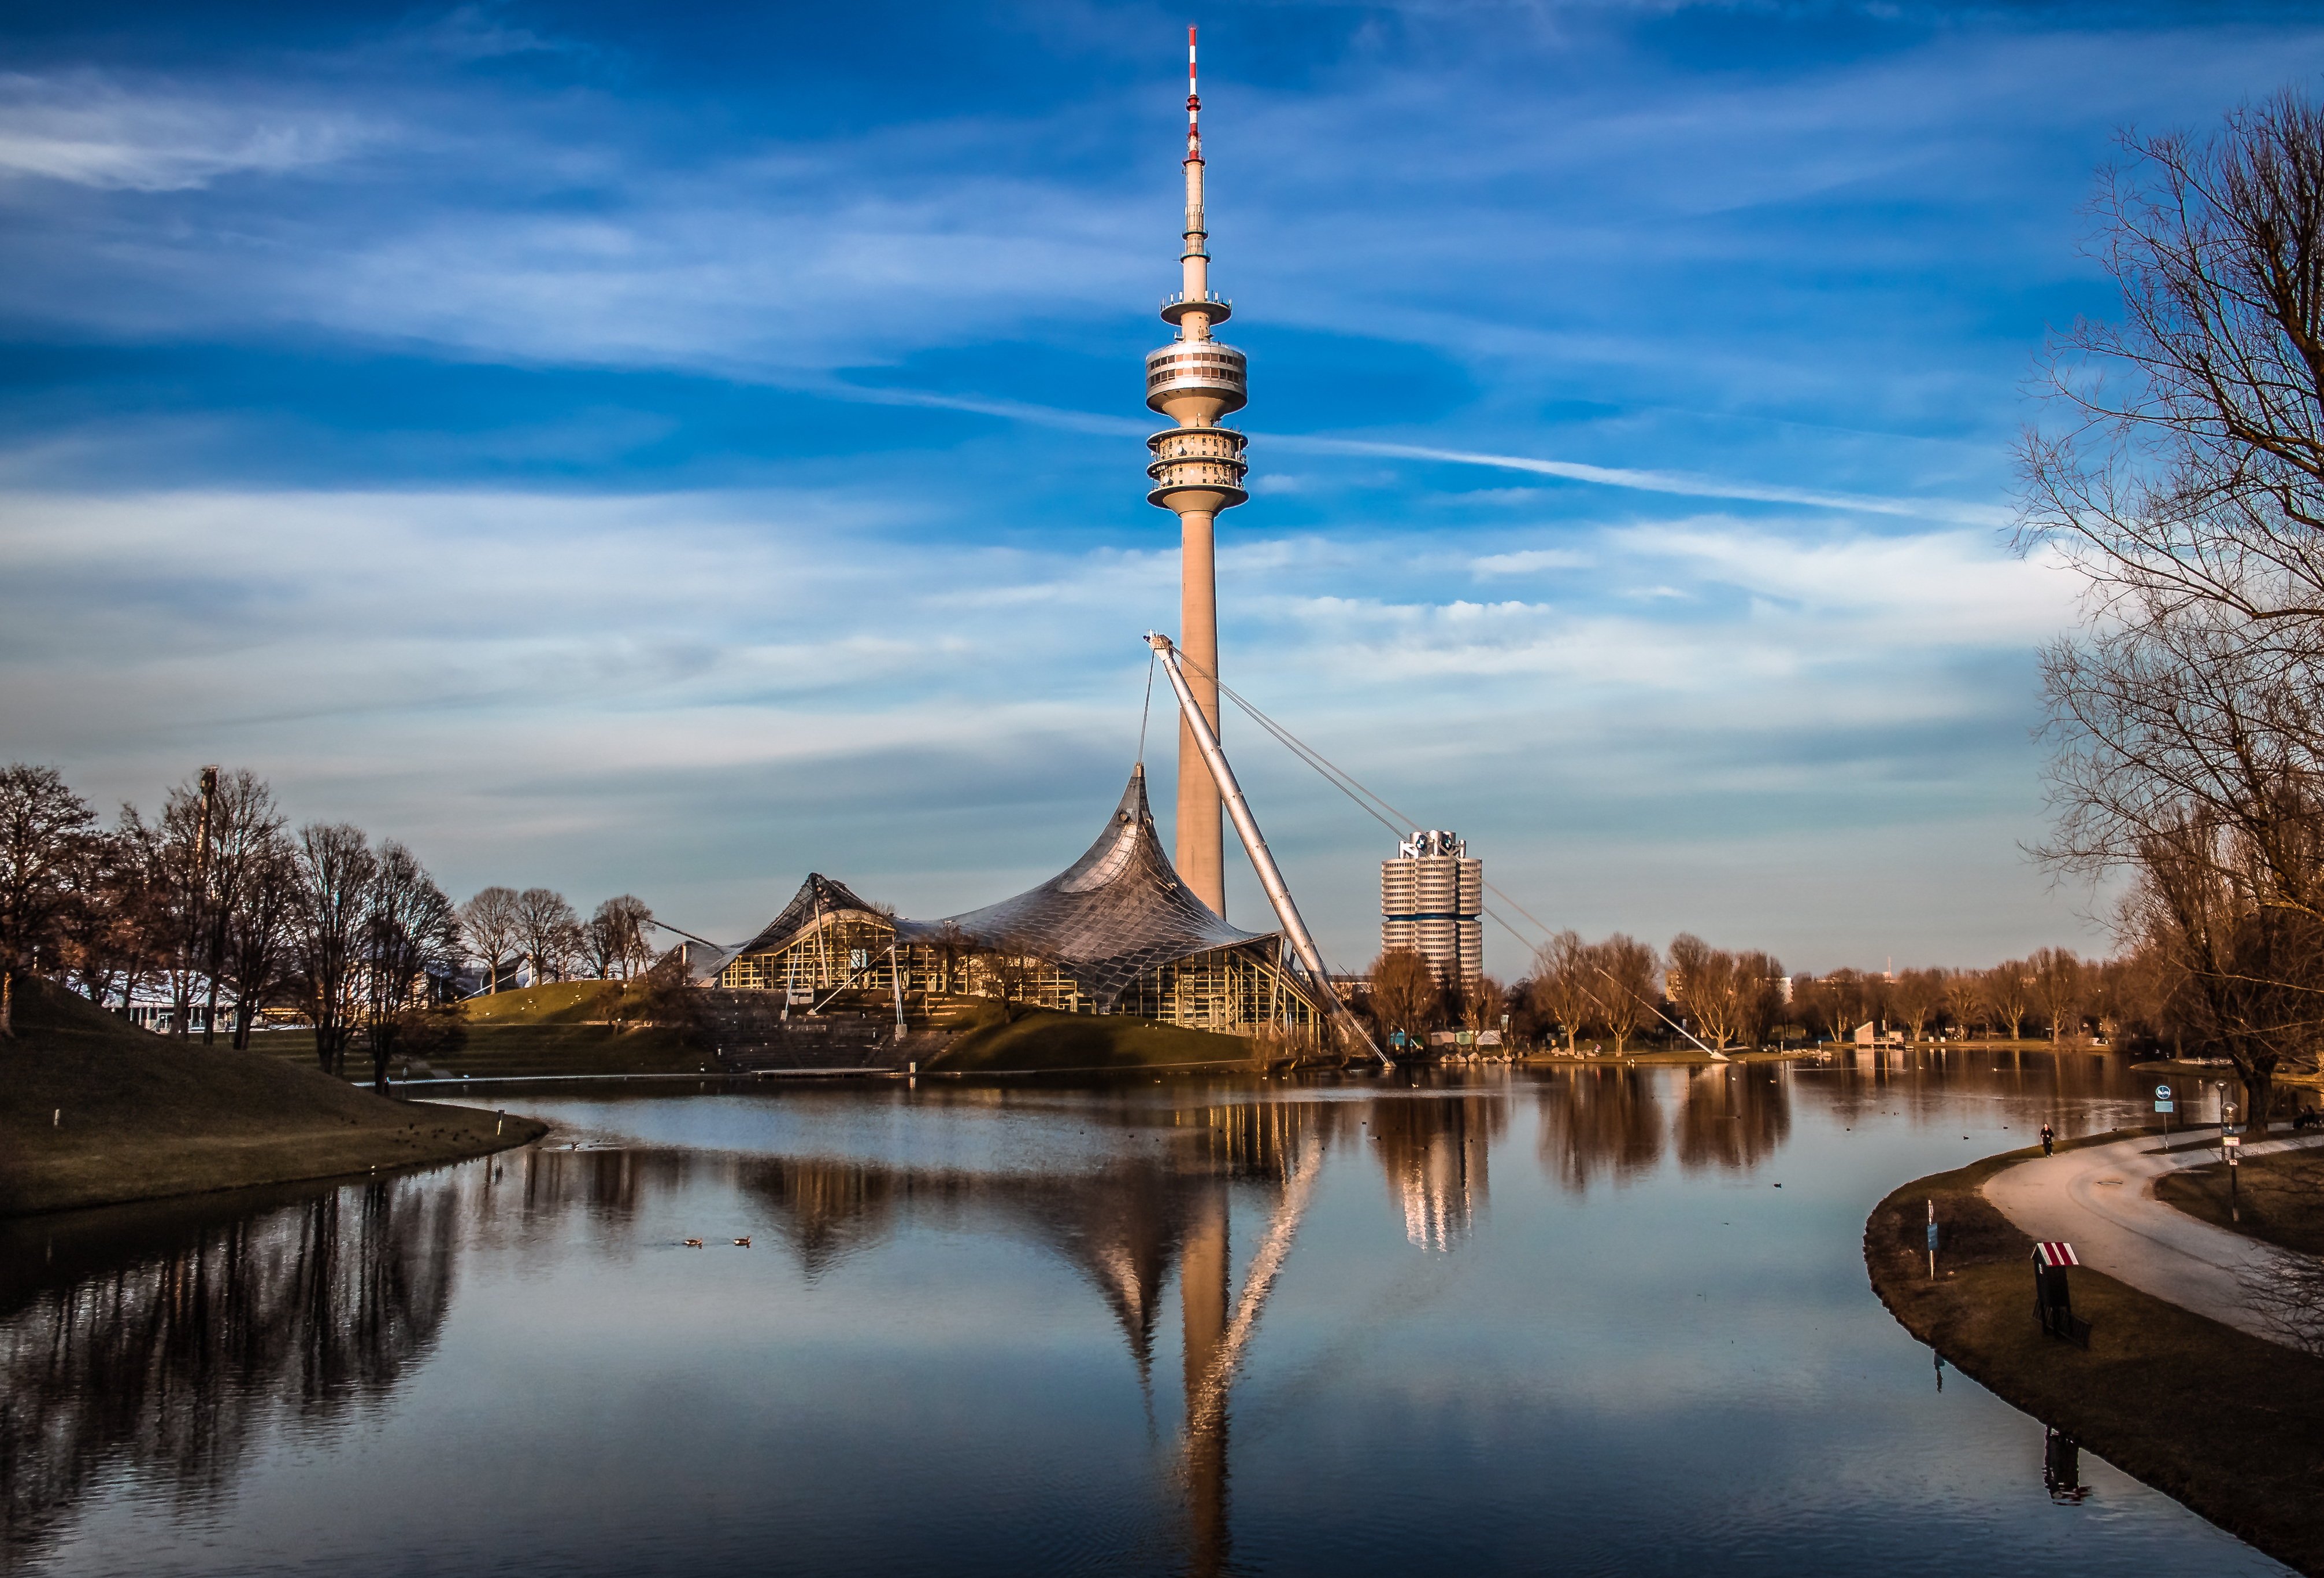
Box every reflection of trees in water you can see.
[1366,1094,1504,1250]
[1535,1067,1664,1195]
[0,1178,457,1563]
[1675,1066,1792,1173]
[1806,1045,2151,1132]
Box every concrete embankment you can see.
[1865,1133,2324,1576]
[1,975,544,1217]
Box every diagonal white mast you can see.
[1146,632,1389,1065]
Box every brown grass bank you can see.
[1866,1133,2324,1576]
[2158,1147,2324,1258]
[1,975,545,1216]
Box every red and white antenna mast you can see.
[1186,25,1202,164]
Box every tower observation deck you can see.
[1149,27,1247,917]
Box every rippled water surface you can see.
[1,1050,2289,1576]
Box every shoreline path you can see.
[1981,1125,2324,1349]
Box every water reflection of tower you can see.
[1145,27,1248,915]
[1368,1096,1504,1250]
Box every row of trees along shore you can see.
[1358,931,2315,1073]
[0,762,670,1088]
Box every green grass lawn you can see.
[923,1000,1264,1073]
[252,978,711,1082]
[1,974,542,1215]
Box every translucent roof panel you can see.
[730,873,888,962]
[897,766,1273,1011]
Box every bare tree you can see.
[1734,950,1788,1048]
[293,823,376,1076]
[458,886,522,995]
[2241,1250,2324,1355]
[924,919,974,1003]
[1529,932,1595,1054]
[0,765,98,1034]
[2019,94,2324,1093]
[1667,934,1743,1049]
[2031,947,2085,1044]
[973,934,1049,1023]
[1593,934,1660,1055]
[99,806,172,1019]
[1889,967,1944,1043]
[1368,948,1439,1047]
[1797,970,1864,1043]
[51,814,128,1010]
[1463,975,1507,1040]
[1985,960,2033,1042]
[1942,968,1988,1041]
[513,888,580,989]
[586,895,654,981]
[219,832,301,1048]
[2125,815,2321,1122]
[164,769,287,1045]
[361,841,459,1091]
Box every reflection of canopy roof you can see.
[897,767,1274,1011]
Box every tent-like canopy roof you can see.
[717,769,1284,1011]
[724,873,887,963]
[897,766,1274,1011]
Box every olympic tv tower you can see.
[1145,26,1248,917]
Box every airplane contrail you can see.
[1268,436,2012,527]
[828,378,2008,526]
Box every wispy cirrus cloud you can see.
[0,72,378,191]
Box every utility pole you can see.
[184,765,217,1040]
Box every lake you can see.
[1,1048,2288,1576]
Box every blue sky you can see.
[5,0,2319,978]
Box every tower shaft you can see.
[1176,509,1222,906]
[1145,25,1247,918]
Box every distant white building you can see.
[1381,830,1482,988]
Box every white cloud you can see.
[0,72,374,191]
[1470,548,1593,575]
[0,484,2090,969]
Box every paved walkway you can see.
[1979,1125,2324,1348]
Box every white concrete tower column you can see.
[1145,25,1248,918]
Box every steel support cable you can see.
[1137,649,1157,767]
[1165,649,1722,1056]
[1174,650,1560,951]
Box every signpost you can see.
[2156,1082,2174,1143]
[2225,1133,2242,1221]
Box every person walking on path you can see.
[2040,1122,2055,1157]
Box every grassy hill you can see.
[923,1000,1265,1073]
[1,974,544,1216]
[254,980,709,1082]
